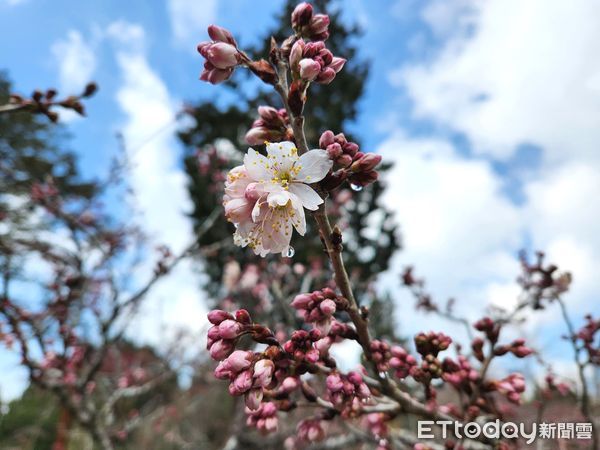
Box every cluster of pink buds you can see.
[207,309,251,359]
[414,331,452,358]
[319,130,382,189]
[544,373,571,397]
[388,345,418,379]
[365,412,390,449]
[441,356,479,389]
[214,350,275,409]
[291,287,348,334]
[370,339,392,372]
[326,371,371,417]
[473,317,500,344]
[576,315,600,364]
[494,338,534,358]
[471,337,485,361]
[283,329,321,366]
[369,340,418,378]
[197,25,245,84]
[245,106,293,145]
[295,418,326,443]
[289,40,345,84]
[291,2,330,41]
[496,373,526,404]
[246,401,278,433]
[518,251,572,309]
[8,82,97,122]
[319,130,359,167]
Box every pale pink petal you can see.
[289,194,307,235]
[294,149,333,183]
[289,183,323,211]
[265,141,299,173]
[267,191,291,207]
[244,149,273,182]
[251,197,266,222]
[224,165,251,197]
[224,197,253,223]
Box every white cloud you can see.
[51,30,97,93]
[382,0,600,343]
[395,0,600,166]
[377,131,522,337]
[107,21,207,347]
[420,0,476,38]
[167,0,217,48]
[50,30,97,122]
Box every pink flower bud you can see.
[207,325,220,341]
[218,319,243,339]
[319,298,336,315]
[208,309,233,325]
[200,65,234,85]
[344,142,359,156]
[310,14,330,34]
[205,42,239,69]
[329,57,346,73]
[512,375,526,391]
[214,360,232,379]
[230,369,253,395]
[352,153,382,172]
[319,130,335,148]
[253,359,274,387]
[291,2,313,28]
[326,373,344,392]
[281,376,299,392]
[326,143,343,159]
[316,67,336,84]
[289,39,305,68]
[245,126,269,145]
[208,24,236,45]
[299,58,321,81]
[245,387,263,410]
[305,41,325,55]
[225,350,253,371]
[291,293,313,310]
[235,309,252,324]
[513,346,533,358]
[347,371,363,385]
[315,337,332,354]
[197,41,210,55]
[209,339,234,360]
[257,106,280,122]
[338,154,353,168]
[305,348,320,363]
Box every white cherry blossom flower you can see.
[223,141,332,256]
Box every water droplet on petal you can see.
[284,246,295,258]
[350,183,363,192]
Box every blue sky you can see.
[1,0,599,400]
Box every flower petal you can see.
[289,183,323,211]
[289,194,307,235]
[244,148,272,182]
[294,149,333,183]
[267,191,291,207]
[266,141,299,174]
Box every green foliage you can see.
[0,386,59,450]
